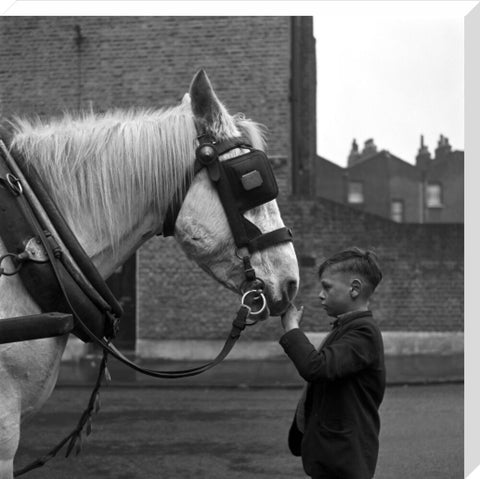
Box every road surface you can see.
[15,384,463,478]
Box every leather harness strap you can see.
[23,164,124,319]
[0,141,119,341]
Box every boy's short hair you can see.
[318,247,383,293]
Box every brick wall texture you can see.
[0,16,292,163]
[0,17,463,344]
[139,196,463,340]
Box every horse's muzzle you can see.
[265,278,298,317]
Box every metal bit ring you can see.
[241,290,267,317]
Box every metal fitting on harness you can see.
[0,253,23,276]
[196,143,218,166]
[241,289,267,317]
[4,172,23,196]
[0,235,56,277]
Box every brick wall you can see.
[0,16,292,163]
[281,198,463,334]
[139,196,463,342]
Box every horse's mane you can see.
[9,101,266,250]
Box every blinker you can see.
[222,149,278,213]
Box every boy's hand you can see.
[281,304,304,332]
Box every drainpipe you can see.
[74,24,86,111]
[419,170,427,223]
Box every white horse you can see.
[0,70,299,478]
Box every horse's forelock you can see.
[234,114,267,151]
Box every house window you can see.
[426,183,443,208]
[348,182,364,204]
[391,200,404,223]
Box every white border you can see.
[465,2,479,478]
[0,1,476,17]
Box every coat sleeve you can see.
[279,325,379,382]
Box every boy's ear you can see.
[350,279,362,299]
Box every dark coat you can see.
[279,311,386,479]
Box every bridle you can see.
[162,133,293,296]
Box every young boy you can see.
[279,247,386,479]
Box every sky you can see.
[313,2,474,166]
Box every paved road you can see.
[14,384,463,479]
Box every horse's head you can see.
[172,70,299,317]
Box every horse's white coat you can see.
[0,70,298,478]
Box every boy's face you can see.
[318,267,355,317]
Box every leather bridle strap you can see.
[107,305,251,378]
[247,227,293,253]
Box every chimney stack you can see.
[347,139,361,166]
[416,134,431,170]
[434,134,452,161]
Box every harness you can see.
[0,133,293,475]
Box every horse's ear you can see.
[189,69,224,126]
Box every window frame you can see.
[347,181,364,204]
[426,182,443,208]
[390,199,404,223]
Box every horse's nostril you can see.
[286,279,298,302]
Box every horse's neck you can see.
[42,155,165,278]
[68,205,160,279]
[82,222,157,278]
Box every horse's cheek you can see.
[175,219,209,257]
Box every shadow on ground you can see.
[58,354,464,388]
